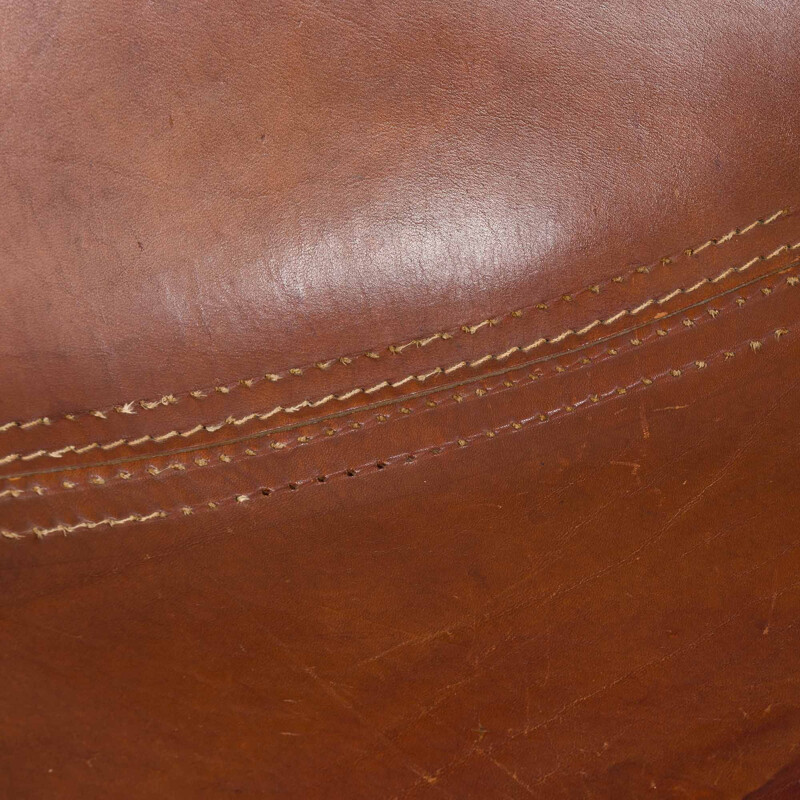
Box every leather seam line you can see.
[2,322,792,540]
[3,262,797,496]
[0,207,788,435]
[2,239,797,468]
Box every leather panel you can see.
[2,1,800,797]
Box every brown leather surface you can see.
[746,756,800,800]
[2,1,800,797]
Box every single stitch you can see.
[3,260,794,498]
[0,208,789,435]
[2,241,798,468]
[2,323,790,540]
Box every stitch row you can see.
[4,264,796,499]
[0,208,788,435]
[2,240,797,469]
[1,324,791,540]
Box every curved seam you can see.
[2,263,797,497]
[1,322,792,539]
[1,240,797,468]
[0,208,789,435]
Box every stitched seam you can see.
[2,240,797,468]
[4,264,796,497]
[2,323,790,540]
[0,208,789,435]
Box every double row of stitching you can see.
[2,241,797,469]
[3,263,797,499]
[0,208,789,436]
[2,322,791,540]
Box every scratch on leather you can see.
[1,324,791,540]
[0,208,789,436]
[2,264,796,499]
[408,567,800,796]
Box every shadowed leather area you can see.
[2,1,800,797]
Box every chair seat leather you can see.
[2,1,800,797]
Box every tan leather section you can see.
[2,1,800,797]
[2,0,800,418]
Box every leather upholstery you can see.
[2,1,800,796]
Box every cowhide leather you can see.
[2,1,800,797]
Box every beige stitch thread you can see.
[4,324,788,541]
[3,275,792,502]
[1,510,167,539]
[0,209,790,436]
[20,417,50,429]
[2,251,799,469]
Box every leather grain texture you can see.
[2,1,800,797]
